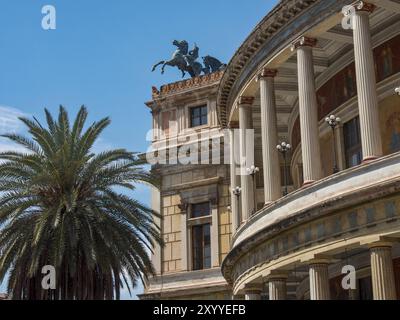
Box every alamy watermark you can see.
[146,127,255,176]
[341,265,357,290]
[41,5,56,30]
[41,265,56,290]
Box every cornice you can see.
[151,70,224,100]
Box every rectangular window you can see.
[344,116,362,168]
[192,224,211,270]
[190,105,208,128]
[191,202,210,218]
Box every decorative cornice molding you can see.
[151,70,224,99]
[291,36,318,51]
[238,96,255,106]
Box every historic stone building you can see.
[141,0,400,300]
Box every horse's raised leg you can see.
[152,61,165,72]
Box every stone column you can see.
[232,294,245,300]
[369,243,397,300]
[258,68,282,204]
[229,123,241,231]
[309,261,330,300]
[349,2,382,161]
[244,284,263,300]
[268,273,288,300]
[238,96,255,220]
[292,37,322,185]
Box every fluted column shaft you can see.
[229,126,241,230]
[370,245,397,300]
[238,97,255,220]
[244,288,262,300]
[269,278,287,300]
[259,69,282,204]
[309,263,330,300]
[294,38,322,184]
[351,3,382,160]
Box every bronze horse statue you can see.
[152,40,190,78]
[202,55,227,74]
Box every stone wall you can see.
[161,194,182,273]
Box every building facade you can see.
[142,0,400,300]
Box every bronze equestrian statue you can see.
[152,40,226,78]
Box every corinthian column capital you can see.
[258,68,278,80]
[238,96,255,107]
[351,1,376,13]
[291,36,318,51]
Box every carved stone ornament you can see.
[291,36,318,51]
[353,1,376,13]
[178,202,189,212]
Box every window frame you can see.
[187,202,212,271]
[189,105,208,128]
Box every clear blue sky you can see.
[0,0,277,299]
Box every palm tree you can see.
[0,106,161,300]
